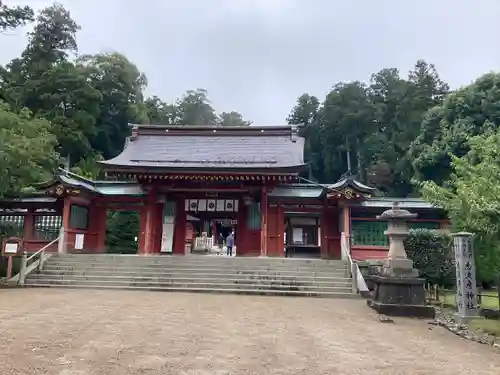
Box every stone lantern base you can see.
[366,265,435,318]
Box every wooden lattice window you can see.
[352,221,387,246]
[0,215,24,237]
[33,215,62,240]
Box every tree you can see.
[418,129,500,284]
[287,94,322,180]
[0,101,57,197]
[70,153,104,180]
[407,60,449,110]
[145,96,178,125]
[146,92,251,127]
[21,3,79,66]
[78,52,148,159]
[218,111,251,126]
[368,68,411,194]
[0,1,33,31]
[176,89,217,125]
[0,4,101,164]
[320,82,376,183]
[1,4,80,109]
[410,72,500,184]
[367,61,449,196]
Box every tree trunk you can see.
[355,136,365,182]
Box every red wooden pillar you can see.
[342,204,351,249]
[62,197,71,230]
[320,206,329,259]
[266,204,284,257]
[23,208,34,242]
[236,201,246,256]
[260,187,268,256]
[151,202,164,254]
[172,198,186,255]
[139,190,157,255]
[138,205,147,254]
[60,197,72,253]
[94,203,107,253]
[321,204,342,259]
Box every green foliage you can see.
[175,89,217,125]
[0,4,101,163]
[411,72,500,184]
[218,111,251,126]
[106,211,139,254]
[145,90,251,127]
[419,129,500,284]
[22,4,79,65]
[78,52,148,159]
[288,60,448,196]
[70,153,104,180]
[405,229,455,287]
[145,96,177,125]
[287,94,322,180]
[0,101,57,197]
[0,1,33,31]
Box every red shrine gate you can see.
[0,124,446,260]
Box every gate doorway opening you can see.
[105,210,139,254]
[188,215,237,254]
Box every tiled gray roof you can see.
[100,130,305,170]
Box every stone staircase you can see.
[24,254,356,298]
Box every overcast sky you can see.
[1,0,500,124]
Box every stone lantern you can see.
[376,202,418,276]
[366,202,434,318]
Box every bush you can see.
[405,229,455,287]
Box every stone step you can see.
[40,266,347,278]
[49,255,346,267]
[21,283,358,298]
[27,254,354,298]
[27,274,352,287]
[24,279,353,293]
[44,261,346,270]
[56,254,343,262]
[34,269,349,281]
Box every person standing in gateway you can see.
[226,232,234,256]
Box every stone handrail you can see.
[11,230,63,285]
[341,232,369,294]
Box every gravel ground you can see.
[0,289,499,375]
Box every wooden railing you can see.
[341,232,369,294]
[11,228,64,285]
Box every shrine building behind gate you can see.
[0,124,448,260]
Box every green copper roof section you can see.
[36,169,145,196]
[268,184,324,199]
[94,183,144,196]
